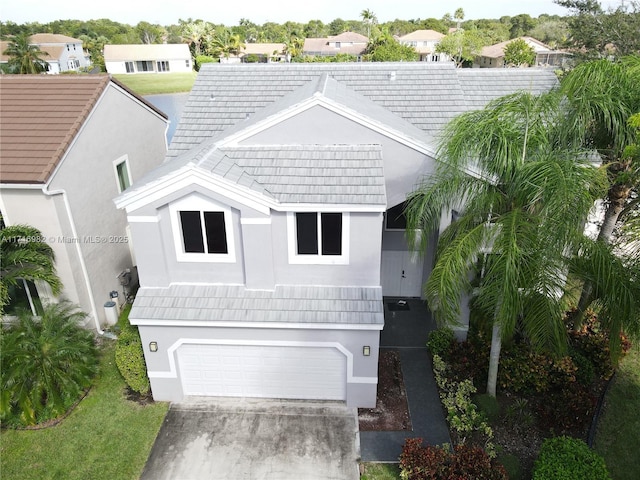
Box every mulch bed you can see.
[358,349,412,431]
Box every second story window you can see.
[287,212,349,264]
[179,211,227,254]
[169,194,236,263]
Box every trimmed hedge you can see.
[115,308,150,396]
[533,436,611,480]
[427,327,455,359]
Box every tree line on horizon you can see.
[1,1,638,69]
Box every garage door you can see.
[177,344,347,400]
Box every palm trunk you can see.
[486,321,502,397]
[576,182,631,316]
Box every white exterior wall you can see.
[36,83,168,327]
[0,188,83,310]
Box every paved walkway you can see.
[359,298,451,462]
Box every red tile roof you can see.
[0,75,166,185]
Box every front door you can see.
[381,250,424,297]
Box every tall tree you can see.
[503,38,537,66]
[2,33,48,74]
[435,28,487,67]
[0,224,62,314]
[559,56,640,313]
[361,9,377,38]
[405,92,607,397]
[365,28,419,62]
[555,0,640,59]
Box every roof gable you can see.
[0,75,167,185]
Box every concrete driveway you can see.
[140,397,361,480]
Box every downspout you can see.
[41,186,109,336]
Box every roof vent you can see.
[389,71,397,81]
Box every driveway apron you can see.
[141,397,360,480]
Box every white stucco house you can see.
[475,37,572,68]
[0,34,91,74]
[0,75,168,329]
[397,30,449,62]
[104,44,192,74]
[114,62,558,408]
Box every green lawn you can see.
[360,463,401,479]
[594,343,640,480]
[113,72,196,95]
[0,341,169,480]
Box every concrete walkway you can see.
[141,398,360,480]
[359,298,451,462]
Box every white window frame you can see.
[287,212,349,265]
[113,155,132,193]
[169,194,236,263]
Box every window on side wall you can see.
[288,212,349,264]
[113,156,132,193]
[169,195,236,263]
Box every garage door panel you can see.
[177,344,346,400]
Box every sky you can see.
[0,0,625,26]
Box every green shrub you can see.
[400,438,508,480]
[115,329,150,396]
[0,301,98,425]
[194,55,216,71]
[498,453,522,480]
[474,393,500,422]
[533,436,611,480]
[571,349,596,386]
[114,307,150,396]
[427,327,455,359]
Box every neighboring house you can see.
[476,37,572,68]
[218,43,288,63]
[303,32,368,58]
[114,62,558,408]
[0,75,168,330]
[0,34,91,74]
[104,44,192,74]
[397,29,448,62]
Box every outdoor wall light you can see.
[363,346,371,356]
[149,342,158,352]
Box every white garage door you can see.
[177,344,347,400]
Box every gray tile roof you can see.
[168,62,558,159]
[130,284,384,325]
[198,144,386,205]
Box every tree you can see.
[365,29,419,62]
[180,20,210,56]
[555,0,640,59]
[361,9,377,38]
[0,300,98,425]
[135,21,166,44]
[503,38,536,66]
[509,13,536,38]
[405,92,607,396]
[436,29,487,67]
[559,56,640,314]
[0,224,62,315]
[208,28,245,59]
[454,8,465,29]
[2,33,48,74]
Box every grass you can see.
[113,72,197,95]
[0,341,169,480]
[360,463,401,479]
[594,343,640,480]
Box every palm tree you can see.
[405,91,607,396]
[361,9,377,38]
[0,300,98,425]
[209,28,246,60]
[559,56,640,314]
[0,224,62,314]
[3,33,48,74]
